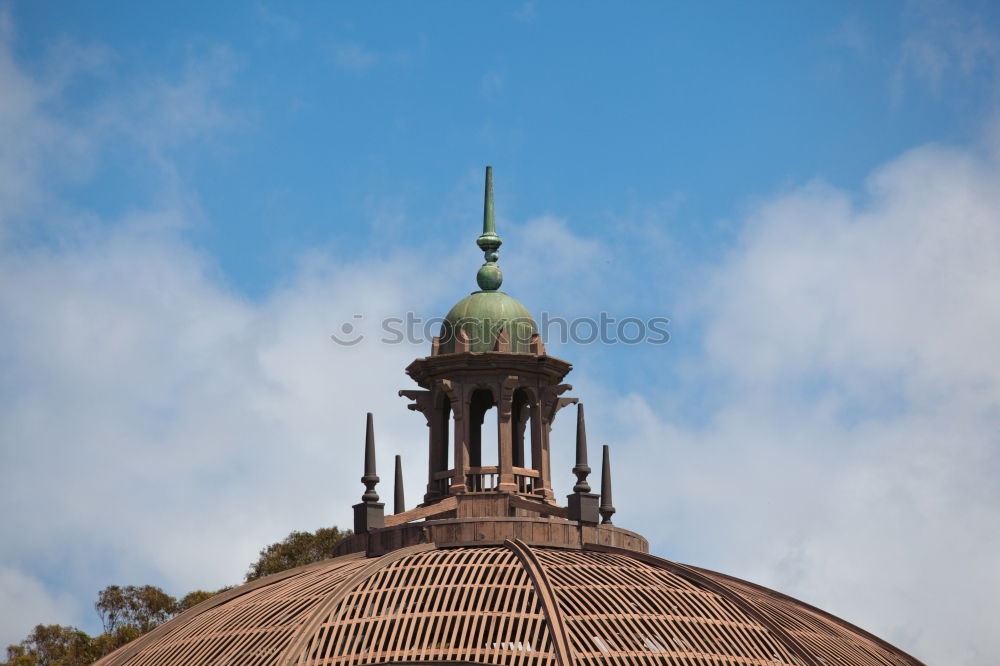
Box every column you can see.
[451,386,469,494]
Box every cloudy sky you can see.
[2,1,999,663]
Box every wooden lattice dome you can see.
[93,540,923,666]
[94,168,925,666]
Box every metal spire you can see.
[572,404,592,493]
[482,165,497,238]
[394,454,405,514]
[475,166,503,291]
[361,412,380,503]
[599,444,616,524]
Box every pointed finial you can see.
[394,454,405,514]
[476,166,503,291]
[482,165,496,237]
[361,412,380,503]
[599,444,616,524]
[572,404,591,493]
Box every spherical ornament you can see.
[476,263,503,290]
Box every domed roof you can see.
[93,540,923,666]
[439,290,538,353]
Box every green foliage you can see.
[4,624,100,666]
[176,589,222,612]
[245,526,350,582]
[94,585,176,634]
[1,623,146,666]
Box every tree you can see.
[177,589,225,612]
[4,624,98,666]
[245,526,350,582]
[94,585,176,634]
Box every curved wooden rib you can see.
[504,539,573,666]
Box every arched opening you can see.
[468,388,496,490]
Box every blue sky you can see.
[11,1,994,294]
[2,2,1000,664]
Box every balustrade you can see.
[431,467,541,496]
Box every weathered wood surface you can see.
[94,540,924,666]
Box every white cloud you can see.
[0,17,440,645]
[0,567,79,645]
[0,221,451,644]
[503,214,606,317]
[591,142,1000,665]
[0,26,462,644]
[893,1,1000,105]
[0,16,94,236]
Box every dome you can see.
[93,540,923,666]
[92,168,925,666]
[439,290,538,354]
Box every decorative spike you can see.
[394,455,405,514]
[572,404,591,493]
[567,402,599,523]
[476,166,503,291]
[361,412,380,503]
[599,444,616,524]
[353,412,384,534]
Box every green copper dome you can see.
[440,290,537,353]
[437,166,538,354]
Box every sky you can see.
[1,1,999,663]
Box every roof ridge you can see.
[504,538,574,666]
